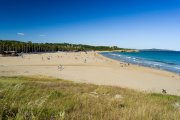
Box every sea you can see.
[100,50,180,74]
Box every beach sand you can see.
[0,51,180,95]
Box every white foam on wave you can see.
[106,52,180,73]
[110,53,121,57]
[174,67,180,70]
[153,63,162,66]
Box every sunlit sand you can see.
[0,51,180,95]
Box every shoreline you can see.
[0,51,180,95]
[99,51,180,75]
[96,49,139,53]
[0,51,179,78]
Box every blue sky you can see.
[0,0,180,50]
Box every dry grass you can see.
[0,76,180,120]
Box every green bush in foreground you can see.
[0,76,180,120]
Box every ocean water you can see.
[100,51,180,74]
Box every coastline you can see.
[96,49,139,53]
[98,51,180,75]
[0,51,180,95]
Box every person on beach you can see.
[47,57,50,60]
[58,65,64,71]
[162,89,167,94]
[84,59,87,63]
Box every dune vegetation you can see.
[0,40,125,53]
[0,76,180,120]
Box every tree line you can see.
[0,40,125,53]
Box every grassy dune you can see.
[0,76,180,120]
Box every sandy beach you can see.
[0,51,180,95]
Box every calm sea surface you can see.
[100,51,180,74]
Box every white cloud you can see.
[17,33,25,36]
[40,34,47,37]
